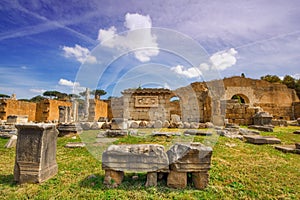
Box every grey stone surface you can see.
[183,130,212,136]
[65,142,86,148]
[105,130,127,137]
[253,112,273,126]
[239,128,260,135]
[248,125,273,132]
[244,135,281,144]
[129,121,139,128]
[4,135,17,148]
[183,122,190,129]
[111,118,128,130]
[152,131,181,137]
[167,143,212,172]
[275,145,300,154]
[57,123,82,137]
[14,124,58,184]
[102,144,169,172]
[293,130,300,134]
[153,120,162,128]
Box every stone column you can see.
[14,124,59,184]
[84,88,90,121]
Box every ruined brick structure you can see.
[88,99,108,121]
[0,99,36,121]
[107,77,300,125]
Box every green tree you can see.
[43,91,68,100]
[282,75,296,89]
[30,95,46,102]
[260,75,281,83]
[0,94,10,98]
[91,89,107,99]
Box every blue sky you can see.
[1,0,300,99]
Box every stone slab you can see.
[183,130,212,136]
[152,131,181,137]
[248,125,273,132]
[65,142,86,148]
[244,135,281,144]
[275,145,300,154]
[293,130,300,135]
[102,144,169,172]
[4,135,17,148]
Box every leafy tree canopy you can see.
[260,75,281,83]
[0,94,10,98]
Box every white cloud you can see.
[58,79,80,87]
[124,13,152,30]
[97,13,159,62]
[97,26,117,46]
[29,89,46,93]
[171,48,238,79]
[171,65,202,79]
[62,44,97,64]
[210,48,238,70]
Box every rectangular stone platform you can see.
[244,135,281,144]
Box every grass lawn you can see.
[0,126,299,199]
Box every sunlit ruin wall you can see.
[88,99,108,122]
[0,99,36,121]
[107,77,300,124]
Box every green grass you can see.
[0,126,299,199]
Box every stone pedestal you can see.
[14,124,58,184]
[103,170,124,187]
[167,143,212,189]
[167,171,187,189]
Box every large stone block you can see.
[192,172,209,189]
[102,144,169,172]
[167,143,212,172]
[244,135,281,144]
[14,124,58,184]
[167,171,187,189]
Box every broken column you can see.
[14,124,59,184]
[167,143,213,189]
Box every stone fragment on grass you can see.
[192,172,209,189]
[4,135,17,148]
[65,142,86,148]
[293,130,300,135]
[244,135,281,144]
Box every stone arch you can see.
[231,94,250,104]
[169,95,181,117]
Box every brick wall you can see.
[88,99,108,121]
[36,99,72,122]
[0,99,36,121]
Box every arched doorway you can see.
[231,94,250,104]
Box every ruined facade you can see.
[107,77,300,125]
[88,99,108,121]
[0,99,36,121]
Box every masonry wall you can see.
[0,99,36,121]
[292,102,300,119]
[88,99,108,121]
[36,99,72,122]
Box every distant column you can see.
[14,124,59,184]
[84,88,90,121]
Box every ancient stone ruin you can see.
[102,142,212,189]
[14,124,58,184]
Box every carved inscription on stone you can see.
[135,96,158,108]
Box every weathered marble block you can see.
[167,143,212,172]
[102,144,169,172]
[57,123,82,137]
[14,124,58,184]
[102,144,169,187]
[166,143,212,189]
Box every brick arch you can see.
[231,93,250,104]
[225,87,257,106]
